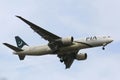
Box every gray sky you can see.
[0,0,120,80]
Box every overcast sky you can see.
[0,0,120,80]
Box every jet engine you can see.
[76,53,87,60]
[61,36,74,46]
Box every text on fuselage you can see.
[86,36,97,41]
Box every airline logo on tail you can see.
[15,36,28,48]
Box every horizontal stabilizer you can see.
[3,43,23,52]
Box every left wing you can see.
[58,51,78,69]
[64,55,75,69]
[16,16,61,42]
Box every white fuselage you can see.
[14,36,113,56]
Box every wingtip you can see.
[15,15,21,18]
[3,43,7,45]
[15,15,26,21]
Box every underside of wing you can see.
[58,51,78,69]
[64,55,75,69]
[16,16,61,42]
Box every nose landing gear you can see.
[102,43,108,50]
[102,47,105,50]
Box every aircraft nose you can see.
[108,38,113,43]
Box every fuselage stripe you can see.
[74,41,93,47]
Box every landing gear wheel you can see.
[60,58,64,63]
[102,47,105,50]
[60,59,63,62]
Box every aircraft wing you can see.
[16,16,61,42]
[64,55,75,69]
[58,51,78,69]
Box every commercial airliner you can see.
[3,16,113,69]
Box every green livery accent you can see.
[15,36,28,48]
[15,36,28,60]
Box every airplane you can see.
[3,16,113,69]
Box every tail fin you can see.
[3,36,28,60]
[15,36,28,48]
[15,36,29,60]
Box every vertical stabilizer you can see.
[15,36,28,48]
[15,36,29,60]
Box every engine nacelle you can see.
[61,36,74,46]
[76,53,87,60]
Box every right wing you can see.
[16,16,61,42]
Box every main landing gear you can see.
[60,58,64,62]
[57,55,64,63]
